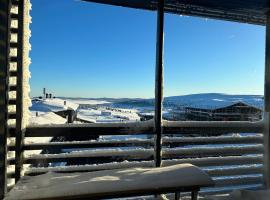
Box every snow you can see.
[26,148,154,159]
[27,161,154,174]
[61,98,111,105]
[77,107,141,123]
[204,189,270,200]
[30,98,79,112]
[29,111,67,125]
[5,164,213,200]
[22,0,32,129]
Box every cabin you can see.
[1,0,270,200]
[185,102,263,121]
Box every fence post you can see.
[154,0,164,167]
[264,13,270,189]
[67,109,75,123]
[0,0,11,198]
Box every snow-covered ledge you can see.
[22,0,32,129]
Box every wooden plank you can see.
[162,155,263,167]
[162,135,263,145]
[164,120,263,134]
[16,121,154,137]
[8,139,154,151]
[15,0,24,183]
[200,185,263,196]
[205,165,263,177]
[25,161,154,175]
[9,149,154,165]
[26,162,263,179]
[14,121,262,138]
[154,0,164,167]
[0,0,10,198]
[214,176,263,187]
[163,145,264,158]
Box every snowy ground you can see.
[29,98,141,125]
[61,98,111,105]
[77,107,140,123]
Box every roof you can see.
[30,98,79,112]
[82,0,270,25]
[185,101,263,111]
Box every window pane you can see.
[29,0,156,125]
[163,15,264,122]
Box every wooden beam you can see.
[17,122,154,137]
[8,139,154,151]
[154,0,164,167]
[164,120,263,134]
[265,14,270,113]
[264,13,270,189]
[14,121,262,138]
[0,0,10,198]
[15,0,24,183]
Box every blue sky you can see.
[30,0,265,98]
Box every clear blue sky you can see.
[29,0,265,98]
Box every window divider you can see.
[263,13,270,189]
[154,0,164,168]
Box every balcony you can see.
[1,0,270,199]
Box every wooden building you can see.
[185,102,262,121]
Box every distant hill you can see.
[164,93,263,110]
[58,93,264,110]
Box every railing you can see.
[6,120,265,196]
[164,120,264,195]
[1,0,269,199]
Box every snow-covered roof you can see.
[61,98,110,105]
[186,100,263,111]
[30,98,79,113]
[29,111,67,125]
